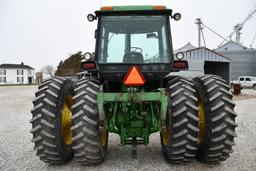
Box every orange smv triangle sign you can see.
[123,66,145,86]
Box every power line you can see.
[201,28,207,47]
[201,23,226,41]
[250,31,256,48]
[218,4,256,47]
[195,18,226,48]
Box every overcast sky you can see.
[0,0,255,71]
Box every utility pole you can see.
[195,18,203,47]
[234,24,242,44]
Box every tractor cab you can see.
[82,6,184,85]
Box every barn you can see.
[173,42,231,83]
[215,40,256,81]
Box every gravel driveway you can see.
[0,86,255,171]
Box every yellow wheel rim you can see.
[198,99,205,144]
[61,95,73,145]
[162,128,170,145]
[100,128,107,146]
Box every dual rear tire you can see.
[30,77,107,165]
[31,75,237,165]
[161,75,237,164]
[30,77,74,164]
[71,77,108,165]
[161,77,199,163]
[193,75,237,163]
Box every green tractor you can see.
[30,5,237,165]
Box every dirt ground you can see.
[0,86,255,171]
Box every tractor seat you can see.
[123,52,144,63]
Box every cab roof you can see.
[100,5,168,11]
[96,5,172,16]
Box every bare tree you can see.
[41,65,55,79]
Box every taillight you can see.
[173,60,188,70]
[82,62,96,69]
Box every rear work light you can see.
[173,60,189,70]
[123,66,145,86]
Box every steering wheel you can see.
[131,47,143,53]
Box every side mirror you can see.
[146,33,157,39]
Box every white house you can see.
[0,63,35,84]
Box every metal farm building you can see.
[173,43,231,83]
[216,41,256,81]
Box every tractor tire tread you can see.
[161,76,199,163]
[193,74,237,163]
[71,77,107,166]
[30,77,74,164]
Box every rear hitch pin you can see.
[132,137,137,158]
